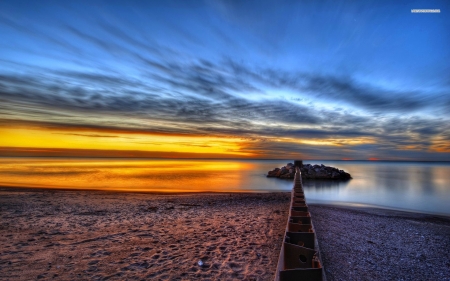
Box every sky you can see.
[0,0,449,160]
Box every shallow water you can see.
[0,158,449,215]
[301,161,450,216]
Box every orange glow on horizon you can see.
[278,136,376,147]
[3,119,440,160]
[0,127,253,157]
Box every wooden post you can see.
[294,160,303,168]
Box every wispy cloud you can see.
[0,0,449,160]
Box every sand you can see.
[0,188,290,281]
[309,204,450,281]
[2,188,449,281]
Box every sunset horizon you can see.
[1,1,449,280]
[3,146,450,161]
[1,0,449,161]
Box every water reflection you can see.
[303,161,450,215]
[0,158,291,193]
[302,179,350,191]
[0,158,449,215]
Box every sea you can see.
[0,158,449,216]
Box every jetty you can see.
[274,160,325,281]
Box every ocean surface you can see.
[0,158,449,216]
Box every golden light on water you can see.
[0,158,254,192]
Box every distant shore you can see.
[1,188,449,280]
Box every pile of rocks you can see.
[266,163,297,179]
[267,163,351,180]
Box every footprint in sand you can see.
[228,262,243,272]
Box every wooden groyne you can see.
[274,162,325,281]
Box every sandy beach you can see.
[1,188,449,281]
[0,188,290,281]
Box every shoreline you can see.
[1,188,449,280]
[309,203,450,223]
[0,186,276,195]
[0,185,287,195]
[309,201,450,219]
[2,186,449,218]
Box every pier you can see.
[274,161,325,281]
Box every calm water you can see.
[0,158,449,216]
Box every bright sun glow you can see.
[0,127,251,156]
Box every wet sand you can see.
[0,188,290,281]
[309,204,450,281]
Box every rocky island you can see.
[267,162,351,180]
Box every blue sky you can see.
[0,0,449,160]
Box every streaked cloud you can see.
[0,0,449,160]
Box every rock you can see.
[267,167,282,177]
[339,171,352,180]
[267,162,352,180]
[331,172,340,179]
[280,173,294,179]
[316,170,328,178]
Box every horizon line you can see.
[1,156,449,162]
